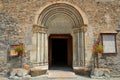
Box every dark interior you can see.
[52,39,68,67]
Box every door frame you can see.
[48,34,73,68]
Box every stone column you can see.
[32,24,48,69]
[81,25,87,67]
[77,31,80,66]
[44,34,48,65]
[41,33,44,65]
[73,25,87,68]
[37,32,40,63]
[73,28,81,66]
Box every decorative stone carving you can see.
[72,24,87,67]
[73,27,81,33]
[32,24,48,33]
[81,24,88,32]
[73,24,87,33]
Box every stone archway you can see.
[32,2,88,70]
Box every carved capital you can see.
[73,25,87,33]
[73,27,81,33]
[81,24,87,32]
[32,24,48,33]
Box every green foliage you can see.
[96,45,104,53]
[93,43,104,54]
[14,46,24,53]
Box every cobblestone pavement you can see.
[29,75,120,80]
[0,75,120,80]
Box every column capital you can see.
[81,24,88,32]
[73,24,88,33]
[73,27,81,33]
[32,24,48,33]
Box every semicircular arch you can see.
[34,1,88,27]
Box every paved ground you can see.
[29,67,120,80]
[29,75,119,80]
[1,67,120,80]
[48,67,76,78]
[29,68,120,80]
[1,75,120,80]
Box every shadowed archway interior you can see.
[52,39,68,66]
[49,34,72,68]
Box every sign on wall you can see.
[101,33,117,54]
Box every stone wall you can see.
[0,13,17,76]
[0,0,120,76]
[0,13,31,76]
[98,32,120,76]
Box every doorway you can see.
[52,39,68,66]
[49,34,72,68]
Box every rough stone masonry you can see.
[0,0,120,78]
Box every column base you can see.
[73,67,91,76]
[30,65,48,77]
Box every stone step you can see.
[48,70,77,79]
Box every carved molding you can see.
[73,24,87,33]
[32,24,48,33]
[73,27,81,33]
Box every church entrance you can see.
[49,34,72,68]
[32,2,87,71]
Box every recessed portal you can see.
[52,39,68,66]
[49,34,72,68]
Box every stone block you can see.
[10,68,18,77]
[94,68,104,77]
[104,70,110,78]
[91,68,110,78]
[10,68,29,77]
[74,67,91,76]
[30,67,47,77]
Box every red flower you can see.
[92,42,103,54]
[17,50,22,55]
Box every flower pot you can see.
[18,50,22,56]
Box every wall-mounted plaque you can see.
[101,32,117,54]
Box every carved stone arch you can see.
[32,1,88,70]
[34,1,88,26]
[37,3,84,28]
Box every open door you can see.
[49,34,72,68]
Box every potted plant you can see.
[92,42,103,68]
[93,42,103,55]
[14,44,25,56]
